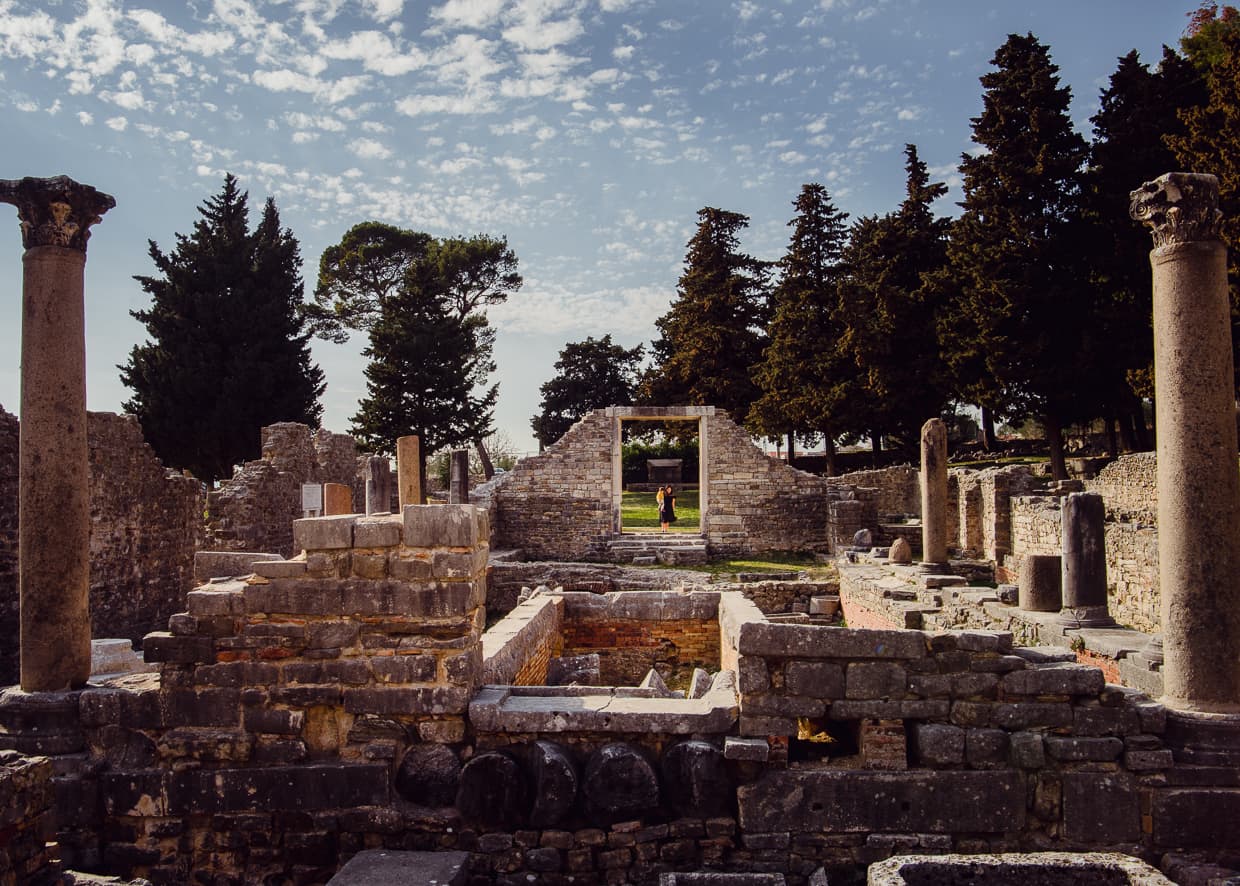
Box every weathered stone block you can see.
[846,662,907,700]
[829,700,949,720]
[1001,665,1105,697]
[1061,773,1139,843]
[456,751,526,829]
[741,693,825,718]
[351,553,388,580]
[965,729,1009,767]
[1044,736,1123,762]
[395,744,461,807]
[292,515,357,552]
[738,658,771,694]
[250,560,309,579]
[186,589,245,617]
[1153,789,1240,848]
[245,580,345,615]
[169,763,389,814]
[306,621,359,650]
[389,555,433,581]
[912,724,964,766]
[662,740,731,819]
[737,770,1025,833]
[164,689,240,728]
[785,661,844,699]
[142,632,214,665]
[353,517,402,548]
[583,742,660,826]
[371,655,437,684]
[342,686,469,716]
[738,624,926,660]
[1008,732,1045,769]
[993,703,1073,730]
[243,708,304,735]
[403,504,479,548]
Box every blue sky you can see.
[0,0,1193,458]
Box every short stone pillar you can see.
[397,435,422,507]
[919,418,949,568]
[449,449,470,505]
[0,176,114,692]
[1057,492,1114,627]
[323,483,353,516]
[1132,173,1240,713]
[1018,554,1062,613]
[364,456,391,515]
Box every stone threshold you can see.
[469,674,738,734]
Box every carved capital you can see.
[1130,172,1223,248]
[0,175,116,252]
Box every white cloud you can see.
[101,88,149,111]
[396,91,496,116]
[320,30,425,76]
[598,0,633,10]
[105,115,128,131]
[77,111,94,125]
[779,150,808,164]
[429,0,507,30]
[362,0,404,22]
[612,44,634,61]
[15,99,37,112]
[349,137,393,159]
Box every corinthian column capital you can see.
[0,175,116,253]
[1130,171,1223,248]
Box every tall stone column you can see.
[0,176,114,692]
[1131,172,1240,713]
[920,418,948,568]
[396,435,422,508]
[449,449,470,504]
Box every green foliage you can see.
[935,33,1090,473]
[621,437,699,486]
[1169,20,1240,377]
[311,225,520,466]
[834,146,952,453]
[532,335,644,448]
[120,174,324,483]
[642,208,771,417]
[749,183,852,450]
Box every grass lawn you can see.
[621,489,700,532]
[686,552,838,580]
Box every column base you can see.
[1054,606,1116,629]
[918,561,950,574]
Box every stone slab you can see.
[327,849,469,885]
[867,852,1174,885]
[737,769,1024,834]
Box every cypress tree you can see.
[121,175,324,483]
[643,208,771,419]
[749,184,851,472]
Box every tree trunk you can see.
[823,433,837,477]
[979,406,996,452]
[1118,411,1137,452]
[474,438,494,480]
[787,432,796,465]
[1134,402,1153,451]
[1045,412,1067,481]
[1104,416,1118,458]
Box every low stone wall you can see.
[1086,453,1156,522]
[486,560,711,617]
[826,465,918,516]
[202,422,364,558]
[482,595,563,685]
[0,751,56,883]
[0,409,204,685]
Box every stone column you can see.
[396,435,422,508]
[1131,172,1240,713]
[1057,491,1114,627]
[919,418,948,568]
[364,456,391,515]
[449,449,470,505]
[0,176,114,692]
[1018,554,1062,613]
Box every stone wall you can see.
[1085,452,1156,522]
[0,409,203,686]
[488,407,835,560]
[826,465,918,516]
[0,751,56,884]
[203,422,362,558]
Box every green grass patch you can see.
[622,489,700,532]
[673,552,838,580]
[950,455,1047,469]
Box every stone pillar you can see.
[364,456,391,515]
[397,435,422,508]
[0,176,114,692]
[1132,172,1240,713]
[1057,492,1114,627]
[919,418,948,568]
[1018,554,1062,613]
[449,449,470,505]
[323,483,353,516]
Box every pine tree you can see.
[1168,11,1240,383]
[748,184,850,473]
[938,34,1089,479]
[643,208,771,419]
[1084,48,1204,449]
[120,175,324,483]
[532,335,645,449]
[836,146,951,454]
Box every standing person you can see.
[655,486,666,532]
[660,485,677,532]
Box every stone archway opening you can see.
[613,414,705,536]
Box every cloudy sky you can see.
[0,0,1191,457]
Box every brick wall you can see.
[0,409,203,686]
[482,595,563,685]
[203,422,363,558]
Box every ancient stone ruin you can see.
[0,172,1238,886]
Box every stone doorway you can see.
[613,411,706,535]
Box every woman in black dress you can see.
[659,485,677,532]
